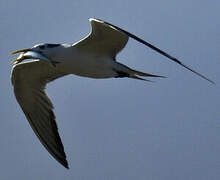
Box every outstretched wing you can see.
[11,60,69,168]
[99,19,214,84]
[74,18,129,59]
[76,18,214,84]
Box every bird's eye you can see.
[39,45,45,49]
[47,44,60,48]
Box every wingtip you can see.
[61,159,69,169]
[64,164,70,169]
[207,79,216,85]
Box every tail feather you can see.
[129,75,154,82]
[129,69,165,81]
[132,69,165,78]
[113,63,165,82]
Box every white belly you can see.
[56,51,118,78]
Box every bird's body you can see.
[10,18,214,169]
[51,45,119,78]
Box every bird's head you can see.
[10,43,61,65]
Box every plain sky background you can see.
[1,0,220,179]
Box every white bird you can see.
[10,18,214,169]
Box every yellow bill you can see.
[9,48,32,64]
[9,48,32,55]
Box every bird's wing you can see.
[73,18,129,59]
[76,18,214,84]
[11,60,69,168]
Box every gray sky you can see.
[1,0,220,179]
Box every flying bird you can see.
[10,18,214,169]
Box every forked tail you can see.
[129,69,165,82]
[113,63,165,82]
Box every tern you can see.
[10,18,214,169]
